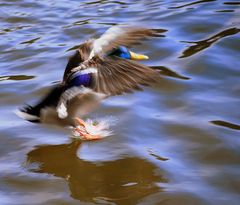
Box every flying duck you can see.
[17,26,160,139]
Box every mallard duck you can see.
[17,25,160,139]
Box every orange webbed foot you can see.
[74,117,101,141]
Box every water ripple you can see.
[179,27,240,58]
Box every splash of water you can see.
[71,116,117,140]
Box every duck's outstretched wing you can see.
[71,56,158,96]
[63,26,161,80]
[89,26,159,58]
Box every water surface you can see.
[0,0,240,204]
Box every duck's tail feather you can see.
[16,85,64,123]
[15,105,40,123]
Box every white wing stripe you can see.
[79,67,97,75]
[71,66,98,74]
[89,26,123,59]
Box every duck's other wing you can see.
[89,26,159,58]
[63,41,93,81]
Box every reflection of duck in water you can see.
[26,141,167,204]
[17,26,162,139]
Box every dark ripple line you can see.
[148,149,169,161]
[84,0,126,5]
[223,2,240,5]
[0,75,35,81]
[0,25,30,35]
[179,27,240,58]
[63,19,91,29]
[168,0,216,9]
[20,37,41,45]
[216,9,235,12]
[210,120,240,130]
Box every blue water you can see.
[0,0,240,204]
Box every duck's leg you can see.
[75,117,87,127]
[74,117,101,140]
[81,133,101,140]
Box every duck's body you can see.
[17,26,160,134]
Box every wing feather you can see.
[89,26,159,58]
[84,56,158,95]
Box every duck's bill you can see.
[129,51,149,60]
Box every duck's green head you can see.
[109,46,149,60]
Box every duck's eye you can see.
[108,46,131,59]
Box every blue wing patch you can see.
[67,71,91,88]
